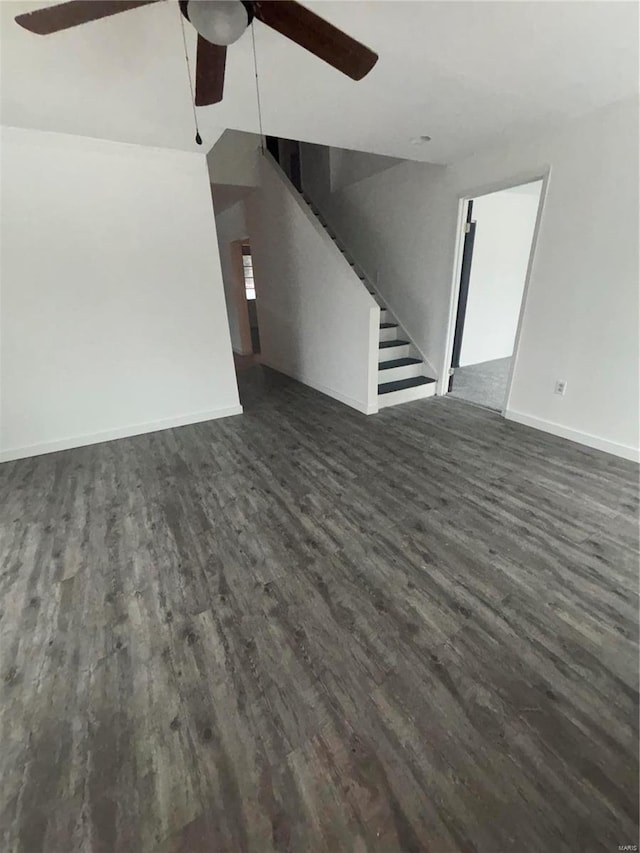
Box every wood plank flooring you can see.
[1,364,638,853]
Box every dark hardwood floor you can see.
[1,364,638,853]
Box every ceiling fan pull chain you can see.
[178,4,202,145]
[251,23,265,153]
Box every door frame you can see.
[449,198,477,384]
[440,169,551,416]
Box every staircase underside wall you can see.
[245,155,379,415]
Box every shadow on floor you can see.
[232,355,296,411]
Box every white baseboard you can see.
[261,358,377,415]
[0,405,244,463]
[505,409,639,463]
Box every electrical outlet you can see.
[554,380,567,396]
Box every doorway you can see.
[242,242,260,355]
[224,237,261,374]
[448,179,544,412]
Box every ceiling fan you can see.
[14,0,379,107]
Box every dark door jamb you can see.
[449,199,477,391]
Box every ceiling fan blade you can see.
[195,36,226,106]
[15,0,162,35]
[251,0,377,81]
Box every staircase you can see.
[301,194,436,410]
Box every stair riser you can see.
[378,381,436,409]
[379,326,399,343]
[378,362,424,383]
[380,309,394,324]
[378,344,411,362]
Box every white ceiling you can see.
[1,0,638,163]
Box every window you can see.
[242,245,255,300]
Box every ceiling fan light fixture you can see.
[187,0,248,46]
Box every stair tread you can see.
[379,357,422,369]
[380,323,398,329]
[378,376,435,394]
[379,339,409,349]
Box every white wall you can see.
[214,199,251,354]
[301,98,639,460]
[245,154,380,414]
[460,182,542,366]
[207,130,261,187]
[1,126,242,462]
[330,148,403,193]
